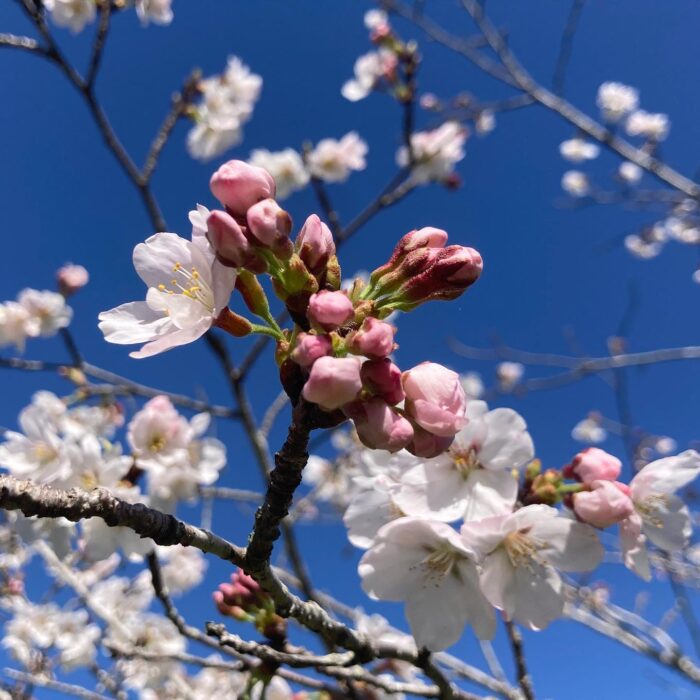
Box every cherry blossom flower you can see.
[359,517,496,650]
[561,170,590,197]
[187,57,262,161]
[460,372,484,400]
[619,450,700,580]
[342,48,397,102]
[619,161,643,185]
[559,138,600,162]
[135,0,174,26]
[571,416,607,444]
[43,0,96,33]
[393,401,534,522]
[461,505,603,630]
[597,82,639,122]
[307,132,368,183]
[496,361,524,390]
[398,121,467,184]
[17,289,72,337]
[626,110,670,141]
[248,148,310,199]
[0,302,31,352]
[157,545,207,595]
[98,229,236,358]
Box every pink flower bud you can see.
[564,447,622,484]
[210,160,276,219]
[361,358,404,404]
[290,333,332,368]
[56,264,89,297]
[406,425,455,458]
[402,362,467,437]
[346,317,396,359]
[573,480,634,528]
[307,290,354,331]
[207,210,251,267]
[295,214,336,273]
[370,227,447,285]
[399,245,483,304]
[302,356,362,410]
[344,398,414,452]
[246,198,293,257]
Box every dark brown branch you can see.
[504,620,535,700]
[552,0,586,97]
[85,0,111,89]
[0,475,246,564]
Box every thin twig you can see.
[504,620,535,700]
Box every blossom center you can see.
[450,445,480,478]
[32,442,58,465]
[157,262,215,313]
[635,494,670,528]
[504,529,544,569]
[416,543,461,584]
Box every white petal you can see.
[133,233,193,289]
[632,450,700,498]
[129,318,210,359]
[619,513,651,581]
[98,302,171,344]
[531,516,604,572]
[479,548,516,617]
[640,494,692,551]
[461,471,517,522]
[511,563,564,630]
[479,408,534,471]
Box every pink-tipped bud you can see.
[246,198,293,258]
[344,398,414,452]
[564,447,622,484]
[346,317,396,359]
[399,245,483,304]
[210,160,276,219]
[360,358,404,404]
[369,227,448,286]
[402,362,467,438]
[572,480,634,528]
[406,425,455,458]
[302,356,362,410]
[207,210,251,267]
[306,290,354,331]
[295,214,336,273]
[290,332,332,367]
[56,264,89,297]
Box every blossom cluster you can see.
[299,406,700,651]
[560,81,670,199]
[0,390,225,560]
[187,56,262,161]
[43,0,173,33]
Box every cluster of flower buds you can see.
[214,569,286,641]
[202,160,483,458]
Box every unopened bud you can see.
[210,160,276,219]
[307,290,354,331]
[56,264,89,297]
[360,358,404,404]
[344,398,414,452]
[295,214,336,274]
[290,332,332,367]
[346,317,396,359]
[214,307,253,337]
[406,425,454,458]
[246,198,293,259]
[302,356,362,410]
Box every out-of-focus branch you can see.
[566,586,700,685]
[552,0,586,97]
[85,0,111,88]
[4,668,112,700]
[0,32,44,54]
[504,620,535,700]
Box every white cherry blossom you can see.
[359,517,495,650]
[0,302,31,352]
[135,0,173,25]
[342,48,397,102]
[307,132,368,183]
[561,170,589,197]
[43,0,96,33]
[461,505,603,630]
[17,289,72,337]
[620,450,700,580]
[559,138,600,162]
[597,81,639,122]
[626,110,670,141]
[98,229,236,358]
[398,121,467,184]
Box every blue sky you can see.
[1,0,700,697]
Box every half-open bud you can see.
[573,480,634,528]
[402,361,466,437]
[210,160,276,219]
